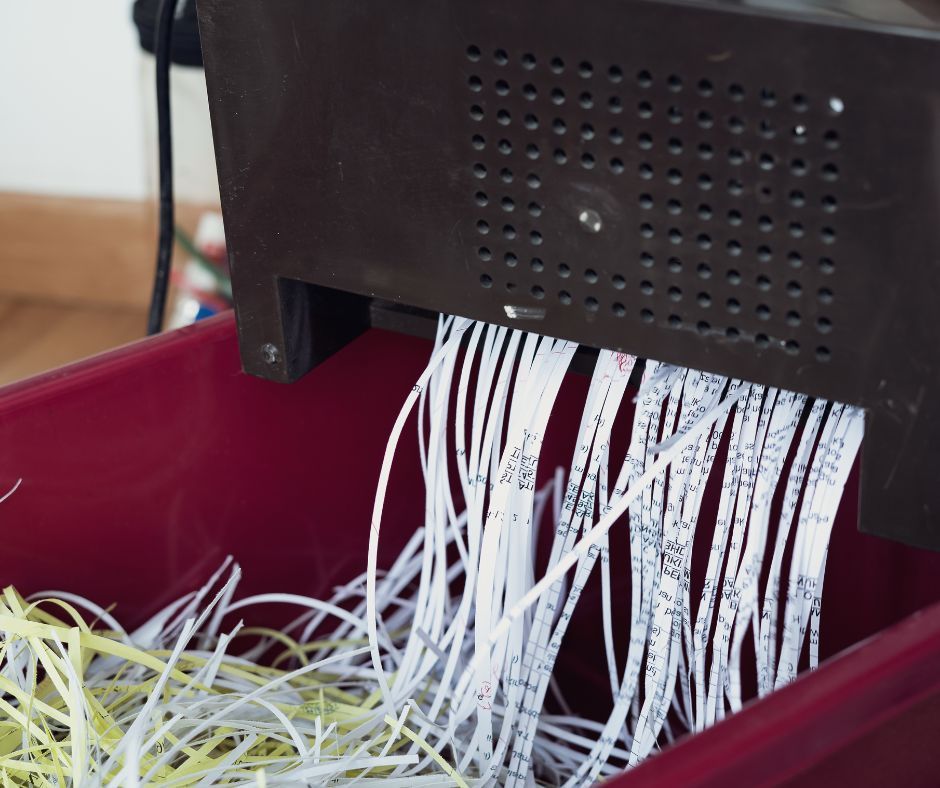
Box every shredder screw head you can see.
[578,209,603,234]
[261,343,281,365]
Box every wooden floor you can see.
[0,297,145,387]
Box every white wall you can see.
[0,0,219,204]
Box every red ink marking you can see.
[616,353,630,374]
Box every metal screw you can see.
[578,208,603,234]
[261,343,281,365]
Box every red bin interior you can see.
[1,312,939,784]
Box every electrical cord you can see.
[146,0,180,335]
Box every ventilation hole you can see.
[667,198,682,215]
[758,215,773,232]
[758,184,774,202]
[550,56,565,74]
[640,252,654,268]
[479,273,492,287]
[697,292,712,307]
[522,83,537,100]
[728,148,745,166]
[824,129,840,149]
[756,304,771,320]
[786,310,801,326]
[580,92,594,109]
[729,83,744,101]
[639,194,654,210]
[637,132,653,150]
[793,93,808,112]
[817,316,833,334]
[666,228,681,245]
[816,346,831,362]
[501,196,515,211]
[495,79,510,96]
[641,308,655,323]
[821,227,836,244]
[789,190,806,208]
[549,119,566,137]
[668,286,683,302]
[608,96,623,114]
[727,297,741,314]
[610,127,625,144]
[476,219,490,235]
[665,74,682,92]
[576,60,593,78]
[553,149,568,165]
[473,162,487,179]
[668,314,682,327]
[822,163,839,181]
[531,285,545,299]
[728,179,743,196]
[727,269,742,285]
[726,327,740,340]
[757,274,771,291]
[698,142,714,160]
[585,296,599,312]
[528,257,543,273]
[790,158,808,176]
[526,202,542,219]
[828,96,844,114]
[637,100,653,119]
[612,274,626,289]
[727,209,743,226]
[640,279,654,295]
[468,75,483,92]
[524,113,539,130]
[667,168,683,185]
[478,246,491,261]
[667,138,683,155]
[521,52,536,70]
[639,163,654,180]
[497,139,512,155]
[559,290,572,304]
[610,158,625,174]
[494,48,509,65]
[581,152,596,169]
[579,123,596,141]
[472,134,486,150]
[698,78,713,96]
[789,222,804,238]
[757,245,772,262]
[496,109,511,126]
[697,233,712,250]
[788,251,803,268]
[759,87,776,106]
[727,239,742,256]
[668,257,683,273]
[505,252,518,267]
[787,281,802,297]
[727,116,745,134]
[818,287,834,304]
[475,191,488,207]
[668,105,683,123]
[822,195,838,213]
[637,69,653,87]
[785,340,800,355]
[819,257,835,274]
[697,262,712,278]
[612,302,626,317]
[583,268,598,284]
[698,204,713,221]
[697,321,711,334]
[792,124,807,143]
[697,110,714,129]
[470,105,484,121]
[551,87,566,105]
[527,173,541,189]
[466,45,481,62]
[640,223,655,239]
[558,262,571,278]
[759,119,775,139]
[759,153,775,170]
[530,230,543,246]
[755,333,770,349]
[698,174,713,190]
[609,65,623,83]
[503,224,517,240]
[525,143,540,160]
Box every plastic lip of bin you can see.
[1,309,940,784]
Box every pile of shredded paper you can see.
[0,316,862,786]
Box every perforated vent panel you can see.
[465,45,844,363]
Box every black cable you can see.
[146,0,180,335]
